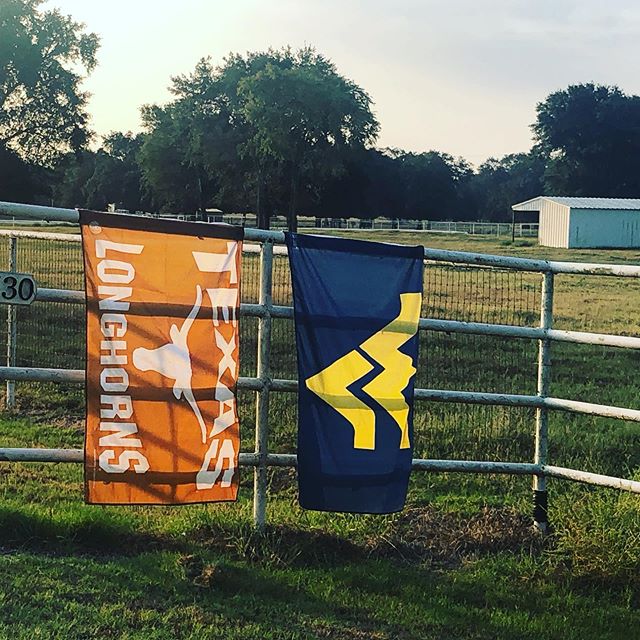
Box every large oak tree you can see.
[140,47,379,229]
[532,83,640,197]
[0,0,99,166]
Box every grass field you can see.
[1,228,640,639]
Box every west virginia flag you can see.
[81,211,242,505]
[287,233,424,513]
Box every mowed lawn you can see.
[1,227,640,639]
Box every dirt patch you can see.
[178,554,239,588]
[367,505,545,566]
[307,622,397,640]
[267,467,297,494]
[196,505,545,568]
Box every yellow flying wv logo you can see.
[305,293,421,451]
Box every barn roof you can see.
[512,196,640,211]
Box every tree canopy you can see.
[234,48,379,229]
[532,83,640,197]
[139,48,380,229]
[5,25,640,227]
[54,132,150,212]
[472,153,545,220]
[0,0,99,166]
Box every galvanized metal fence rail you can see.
[0,201,639,533]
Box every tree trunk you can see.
[256,169,269,229]
[287,170,298,233]
[197,174,204,221]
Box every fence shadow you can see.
[0,505,189,556]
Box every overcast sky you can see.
[44,0,640,165]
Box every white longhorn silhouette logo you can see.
[132,285,208,443]
[131,245,239,492]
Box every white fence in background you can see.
[162,213,539,237]
[0,201,638,534]
[0,210,538,237]
[420,221,538,237]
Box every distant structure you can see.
[512,197,640,248]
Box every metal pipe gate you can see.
[1,201,640,533]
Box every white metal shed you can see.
[512,197,640,248]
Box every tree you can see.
[175,56,278,225]
[85,132,150,211]
[53,150,98,208]
[139,119,203,213]
[314,148,403,219]
[54,132,151,211]
[0,0,99,165]
[140,48,379,229]
[532,83,640,196]
[234,48,379,230]
[0,143,38,201]
[394,150,473,221]
[311,148,476,222]
[471,152,545,221]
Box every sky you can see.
[44,0,640,165]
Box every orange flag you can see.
[80,211,242,505]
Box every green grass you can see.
[1,229,640,638]
[2,549,639,640]
[1,437,639,639]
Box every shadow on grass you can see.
[0,505,637,639]
[2,543,632,640]
[195,521,366,568]
[194,505,546,570]
[0,505,189,556]
[0,547,437,640]
[0,503,546,570]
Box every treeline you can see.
[3,2,640,228]
[0,125,545,224]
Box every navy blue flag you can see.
[286,233,424,513]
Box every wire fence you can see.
[0,232,542,468]
[3,223,640,524]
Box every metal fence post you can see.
[6,236,17,409]
[534,271,554,532]
[253,240,273,530]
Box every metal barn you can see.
[512,196,640,248]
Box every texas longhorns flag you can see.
[80,211,242,505]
